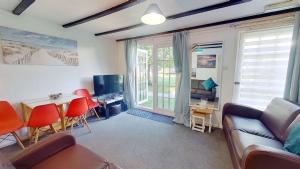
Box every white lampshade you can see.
[141,3,166,25]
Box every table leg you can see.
[209,114,212,133]
[58,105,66,131]
[21,103,33,139]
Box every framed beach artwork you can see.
[197,54,216,68]
[0,26,78,66]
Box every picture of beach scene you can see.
[197,54,216,68]
[0,26,78,66]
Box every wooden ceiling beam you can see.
[166,0,251,20]
[95,0,251,36]
[62,0,146,28]
[116,7,300,41]
[12,0,35,15]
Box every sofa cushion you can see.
[284,123,300,156]
[201,78,217,91]
[231,130,283,164]
[284,115,300,140]
[261,98,300,143]
[224,115,275,139]
[31,145,120,169]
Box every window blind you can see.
[236,27,293,110]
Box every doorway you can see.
[136,42,175,116]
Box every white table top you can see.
[22,94,81,108]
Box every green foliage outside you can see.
[137,45,176,111]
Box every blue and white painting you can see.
[0,26,78,66]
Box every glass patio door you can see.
[136,44,154,109]
[155,45,176,115]
[136,49,149,104]
[136,42,175,116]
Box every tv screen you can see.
[93,75,124,96]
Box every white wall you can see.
[0,9,118,115]
[116,25,238,128]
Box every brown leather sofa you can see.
[222,98,300,169]
[11,133,121,169]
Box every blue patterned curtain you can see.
[124,39,137,109]
[172,31,190,126]
[284,12,300,104]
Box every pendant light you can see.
[141,3,166,25]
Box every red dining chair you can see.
[27,103,60,143]
[74,89,101,119]
[0,101,25,149]
[65,97,91,133]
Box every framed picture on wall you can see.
[197,55,216,68]
[0,26,79,66]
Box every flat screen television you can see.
[93,75,124,96]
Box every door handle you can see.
[234,82,240,85]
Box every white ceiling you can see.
[0,0,296,40]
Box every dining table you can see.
[21,94,81,138]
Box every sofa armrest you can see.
[11,132,76,169]
[242,145,300,169]
[222,103,263,120]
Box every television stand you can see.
[96,95,126,119]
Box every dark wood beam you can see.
[95,0,251,36]
[12,0,35,15]
[63,0,146,28]
[116,7,300,41]
[166,0,251,20]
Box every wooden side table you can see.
[189,104,215,133]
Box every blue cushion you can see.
[201,78,217,91]
[284,123,300,155]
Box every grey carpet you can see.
[0,113,233,169]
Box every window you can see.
[157,46,176,111]
[234,27,293,110]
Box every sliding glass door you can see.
[136,42,175,116]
